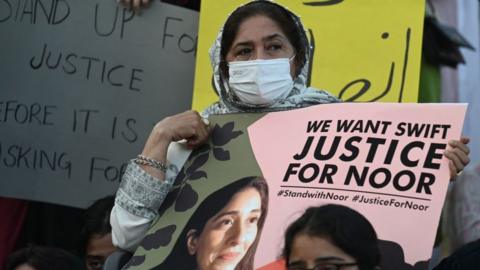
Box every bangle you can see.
[133,155,167,173]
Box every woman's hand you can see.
[444,137,470,180]
[140,110,210,179]
[117,0,151,13]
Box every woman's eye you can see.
[221,219,234,226]
[315,264,337,270]
[87,260,104,270]
[237,48,252,55]
[249,216,260,224]
[267,44,282,51]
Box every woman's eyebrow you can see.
[231,41,254,50]
[247,209,262,216]
[287,260,305,267]
[263,33,287,42]
[212,209,261,221]
[314,256,346,263]
[288,255,346,267]
[212,210,239,221]
[231,33,287,49]
[86,255,104,260]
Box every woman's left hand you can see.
[444,137,470,180]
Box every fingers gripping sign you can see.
[445,137,470,180]
[140,110,210,179]
[118,0,151,14]
[159,110,210,147]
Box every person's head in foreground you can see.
[205,0,339,115]
[5,246,81,270]
[283,204,381,270]
[160,176,269,270]
[80,195,116,270]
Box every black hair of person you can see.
[283,204,381,270]
[157,176,269,270]
[5,245,81,270]
[220,0,309,79]
[79,195,115,255]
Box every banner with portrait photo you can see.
[125,103,466,270]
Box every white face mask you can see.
[228,58,294,105]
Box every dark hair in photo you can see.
[283,204,380,270]
[220,0,308,78]
[79,195,115,255]
[158,176,269,270]
[5,246,81,270]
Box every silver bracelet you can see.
[133,155,168,173]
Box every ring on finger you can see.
[202,118,210,126]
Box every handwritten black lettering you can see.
[94,4,134,39]
[0,100,57,126]
[30,43,144,92]
[162,16,198,54]
[107,64,125,86]
[72,109,99,133]
[163,16,182,48]
[0,141,72,177]
[111,116,138,143]
[89,156,127,183]
[0,0,13,22]
[1,0,70,25]
[178,33,197,53]
[129,68,143,91]
[335,29,411,102]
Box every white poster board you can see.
[0,0,199,208]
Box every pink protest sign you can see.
[248,103,467,269]
[127,102,467,270]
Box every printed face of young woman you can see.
[187,187,262,270]
[225,15,297,77]
[287,234,359,270]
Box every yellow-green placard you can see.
[192,0,425,110]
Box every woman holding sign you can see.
[110,0,470,259]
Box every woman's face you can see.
[287,234,359,270]
[225,15,297,78]
[187,187,262,270]
[85,233,116,270]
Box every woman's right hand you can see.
[140,110,210,179]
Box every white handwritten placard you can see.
[0,0,198,208]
